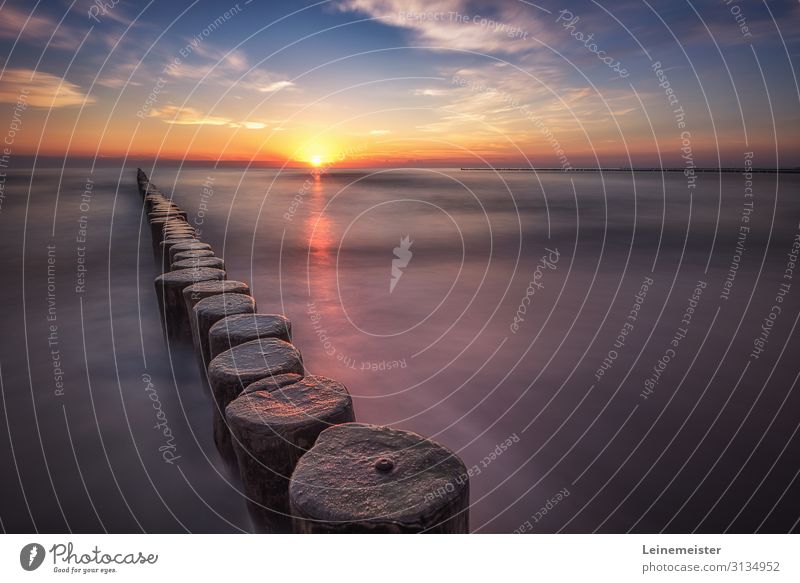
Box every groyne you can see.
[136,168,469,533]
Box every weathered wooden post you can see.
[241,373,303,394]
[172,256,226,271]
[162,226,197,238]
[168,241,212,263]
[289,423,470,533]
[144,193,167,207]
[182,279,250,315]
[226,375,355,532]
[191,293,256,368]
[161,232,196,242]
[164,222,196,232]
[150,217,188,243]
[159,231,197,253]
[148,210,187,222]
[161,221,196,239]
[159,238,203,271]
[207,338,303,463]
[172,249,215,263]
[208,313,292,360]
[163,241,211,272]
[154,267,226,340]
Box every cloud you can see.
[414,88,446,96]
[160,49,295,96]
[147,105,266,129]
[148,105,232,125]
[0,68,95,107]
[370,129,391,135]
[336,0,543,54]
[258,80,295,93]
[0,4,80,49]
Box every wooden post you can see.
[191,293,256,368]
[160,235,198,246]
[208,313,292,360]
[149,217,188,243]
[172,256,226,271]
[182,279,250,315]
[172,249,214,263]
[161,225,197,240]
[148,210,187,222]
[163,241,211,272]
[226,375,355,533]
[168,241,212,263]
[160,231,198,248]
[154,268,226,340]
[160,224,194,233]
[159,239,203,271]
[161,233,197,242]
[241,373,303,394]
[289,423,470,533]
[150,218,191,235]
[207,338,303,463]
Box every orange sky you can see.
[1,1,798,168]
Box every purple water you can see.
[1,163,798,533]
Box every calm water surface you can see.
[1,164,798,532]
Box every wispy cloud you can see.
[414,88,446,96]
[0,4,82,49]
[257,80,295,93]
[0,68,95,107]
[149,105,231,125]
[336,0,543,54]
[370,129,391,135]
[147,104,267,129]
[159,46,295,95]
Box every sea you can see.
[0,163,798,533]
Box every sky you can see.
[0,0,798,167]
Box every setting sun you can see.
[310,155,323,167]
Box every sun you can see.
[310,155,323,167]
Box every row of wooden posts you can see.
[137,168,469,533]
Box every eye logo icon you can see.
[20,543,46,571]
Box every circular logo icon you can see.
[19,543,46,571]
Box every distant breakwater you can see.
[460,167,799,173]
[136,168,470,533]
